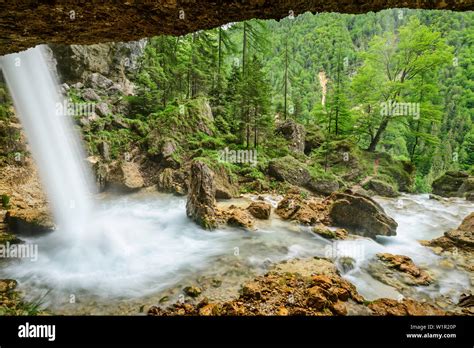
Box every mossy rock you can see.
[306,178,339,196]
[268,156,311,186]
[363,179,399,197]
[432,171,471,197]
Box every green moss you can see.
[0,85,13,121]
[128,118,150,137]
[261,135,290,159]
[239,165,265,181]
[1,194,10,209]
[188,131,227,151]
[307,162,336,181]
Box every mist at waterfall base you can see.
[0,45,235,299]
[0,46,472,313]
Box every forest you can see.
[116,8,474,193]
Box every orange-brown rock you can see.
[275,193,329,225]
[368,298,446,316]
[5,208,54,234]
[148,257,365,316]
[376,253,433,285]
[312,224,348,240]
[246,201,271,220]
[217,205,255,229]
[421,213,474,289]
[424,212,474,252]
[148,257,448,316]
[0,155,53,234]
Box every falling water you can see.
[0,45,94,235]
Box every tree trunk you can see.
[334,49,341,135]
[217,27,223,94]
[410,120,421,161]
[283,31,288,120]
[241,23,248,147]
[368,117,389,152]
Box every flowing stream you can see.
[0,192,472,314]
[0,45,472,315]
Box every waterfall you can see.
[0,45,94,235]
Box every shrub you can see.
[1,194,10,209]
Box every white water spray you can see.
[0,45,94,234]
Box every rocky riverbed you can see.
[0,190,472,316]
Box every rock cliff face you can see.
[50,41,147,87]
[275,119,306,155]
[2,0,473,56]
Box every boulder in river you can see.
[368,253,433,290]
[246,201,271,220]
[186,161,217,229]
[362,178,399,197]
[312,224,348,240]
[306,178,339,196]
[107,161,145,190]
[216,205,255,229]
[420,212,474,286]
[423,212,474,252]
[432,171,474,198]
[275,192,328,225]
[328,191,397,238]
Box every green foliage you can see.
[307,162,336,181]
[1,193,10,209]
[0,288,49,316]
[239,165,265,181]
[414,174,432,193]
[0,83,12,121]
[16,9,467,196]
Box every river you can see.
[0,191,472,314]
